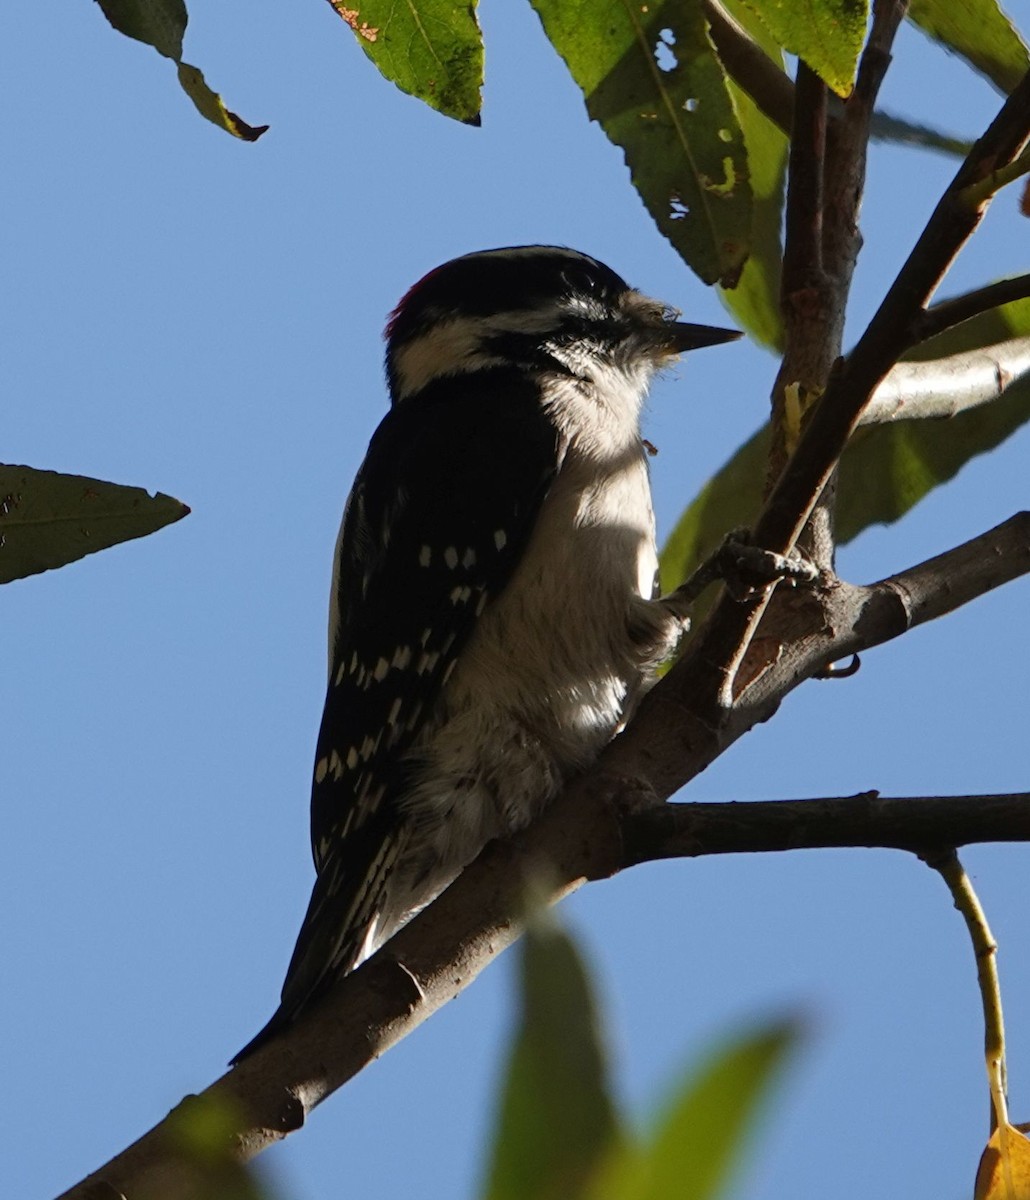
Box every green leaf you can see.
[328,0,484,124]
[660,296,1030,593]
[740,0,867,95]
[162,1094,272,1200]
[0,466,189,583]
[533,0,752,286]
[870,110,973,158]
[907,0,1030,95]
[589,1019,801,1200]
[94,0,267,139]
[481,921,622,1200]
[95,0,187,61]
[716,1,788,349]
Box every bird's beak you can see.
[666,321,742,352]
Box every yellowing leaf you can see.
[974,1123,1030,1200]
[176,63,269,141]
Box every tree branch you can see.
[56,508,1030,1199]
[623,793,1030,865]
[913,275,1030,345]
[752,65,1030,561]
[860,338,1030,425]
[703,0,795,136]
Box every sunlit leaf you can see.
[588,1018,801,1200]
[533,0,752,286]
[908,0,1030,95]
[177,63,269,141]
[481,921,622,1200]
[329,0,484,124]
[94,0,267,139]
[740,0,867,96]
[0,465,189,583]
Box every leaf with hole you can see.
[533,0,752,286]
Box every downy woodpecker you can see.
[233,246,739,1061]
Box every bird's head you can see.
[384,246,740,404]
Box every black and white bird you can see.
[233,246,739,1061]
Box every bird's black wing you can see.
[232,372,562,1061]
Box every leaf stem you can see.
[921,849,1007,1133]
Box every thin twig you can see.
[914,275,1030,344]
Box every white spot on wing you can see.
[374,657,390,681]
[419,545,432,567]
[388,697,403,726]
[494,529,507,550]
[392,645,412,670]
[315,756,329,784]
[462,546,476,568]
[444,546,459,569]
[346,747,359,770]
[417,650,440,674]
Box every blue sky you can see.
[4,4,1030,1199]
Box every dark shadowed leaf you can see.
[588,1019,801,1200]
[482,921,622,1200]
[94,0,267,139]
[870,110,973,157]
[0,465,189,583]
[96,0,187,59]
[533,0,752,286]
[329,0,484,124]
[661,297,1030,594]
[740,0,867,96]
[907,0,1030,95]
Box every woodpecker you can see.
[233,246,739,1062]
